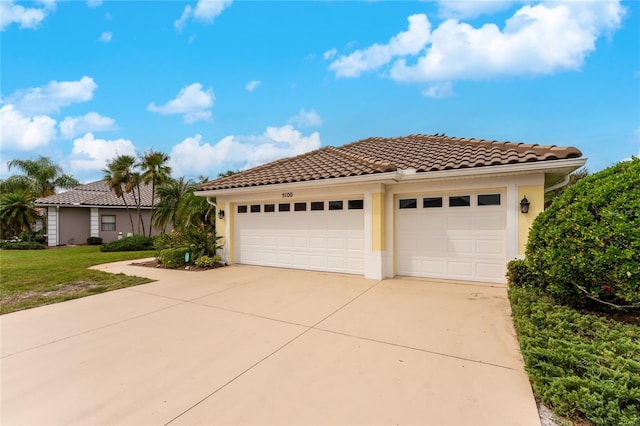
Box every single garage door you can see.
[234,199,364,274]
[396,192,506,283]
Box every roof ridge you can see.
[332,146,397,172]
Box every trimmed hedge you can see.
[100,235,154,252]
[159,247,190,268]
[87,237,103,245]
[0,241,46,250]
[509,286,640,425]
[526,158,640,309]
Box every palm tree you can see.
[177,176,215,229]
[152,177,196,232]
[112,155,145,235]
[7,157,79,198]
[140,150,171,237]
[0,189,38,237]
[103,158,135,234]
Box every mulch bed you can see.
[131,258,225,272]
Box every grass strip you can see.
[0,246,155,314]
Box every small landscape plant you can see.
[194,255,220,268]
[100,235,154,252]
[183,222,223,261]
[159,247,190,268]
[87,236,103,245]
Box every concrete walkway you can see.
[1,262,541,425]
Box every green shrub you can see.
[194,255,220,268]
[86,237,103,245]
[153,231,186,257]
[100,235,154,252]
[159,247,190,268]
[506,259,537,287]
[183,222,223,260]
[526,158,640,310]
[509,286,640,425]
[0,241,46,250]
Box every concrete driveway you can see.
[1,262,540,425]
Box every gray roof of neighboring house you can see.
[198,133,583,191]
[35,180,156,208]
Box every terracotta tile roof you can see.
[35,180,156,208]
[199,134,582,191]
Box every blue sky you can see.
[1,0,639,183]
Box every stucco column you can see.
[364,186,386,280]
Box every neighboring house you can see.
[35,180,162,246]
[196,134,585,284]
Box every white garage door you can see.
[234,199,364,274]
[396,192,506,283]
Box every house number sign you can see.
[282,192,293,198]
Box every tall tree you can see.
[140,150,171,237]
[103,157,136,234]
[7,156,79,198]
[0,189,38,237]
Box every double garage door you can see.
[233,191,507,283]
[234,199,365,274]
[396,191,507,283]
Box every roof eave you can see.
[195,157,587,197]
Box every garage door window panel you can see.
[251,204,261,213]
[264,204,275,212]
[311,201,324,211]
[449,196,470,207]
[238,205,248,213]
[329,201,343,210]
[423,197,443,208]
[348,200,364,210]
[279,203,290,212]
[478,194,501,206]
[294,202,307,211]
[399,198,417,209]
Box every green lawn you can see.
[509,286,640,425]
[0,246,155,314]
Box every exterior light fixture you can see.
[520,196,530,214]
[218,209,225,219]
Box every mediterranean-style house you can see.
[195,134,586,284]
[35,180,162,246]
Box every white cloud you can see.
[147,83,214,123]
[0,0,51,31]
[69,133,136,172]
[6,76,98,115]
[288,109,322,128]
[59,112,117,139]
[329,14,431,78]
[323,48,337,60]
[174,0,233,31]
[245,80,261,92]
[329,1,626,86]
[87,0,103,7]
[0,104,57,150]
[98,31,112,42]
[421,81,454,99]
[169,125,321,177]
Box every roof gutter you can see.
[544,174,571,193]
[196,157,587,197]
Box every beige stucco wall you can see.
[98,209,160,243]
[59,207,90,246]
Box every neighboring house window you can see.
[101,215,116,231]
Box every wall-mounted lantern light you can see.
[218,209,225,219]
[520,196,530,214]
